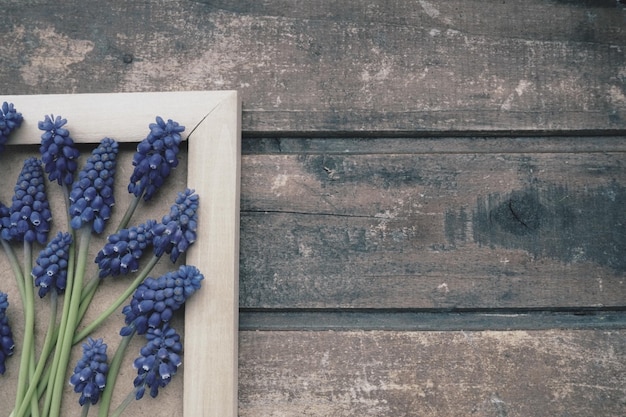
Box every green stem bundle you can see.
[14,241,36,416]
[48,227,91,417]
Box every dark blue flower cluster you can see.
[69,337,109,406]
[69,137,118,234]
[0,292,15,375]
[32,231,73,298]
[152,188,198,263]
[128,117,185,202]
[133,324,182,399]
[0,102,23,153]
[0,157,52,244]
[120,265,204,336]
[0,202,9,238]
[94,219,157,278]
[38,115,80,186]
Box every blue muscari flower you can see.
[1,157,52,244]
[0,202,9,240]
[120,265,203,336]
[151,188,198,263]
[94,220,157,278]
[38,114,80,186]
[0,292,15,375]
[128,117,185,202]
[69,337,109,406]
[0,102,23,153]
[32,231,72,298]
[69,137,118,234]
[133,324,182,399]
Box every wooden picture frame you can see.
[0,91,241,417]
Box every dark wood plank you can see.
[239,310,626,331]
[239,139,626,308]
[239,330,626,416]
[1,1,624,133]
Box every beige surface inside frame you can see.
[1,91,241,417]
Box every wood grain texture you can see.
[0,91,233,144]
[184,90,240,417]
[0,1,624,133]
[239,330,626,416]
[239,138,626,309]
[3,3,626,416]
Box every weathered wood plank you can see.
[239,142,626,308]
[239,310,626,331]
[239,330,626,416]
[0,1,624,132]
[243,136,626,155]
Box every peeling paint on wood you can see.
[239,330,626,416]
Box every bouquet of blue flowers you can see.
[0,103,205,417]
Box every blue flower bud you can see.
[152,189,198,263]
[69,337,109,406]
[121,265,203,335]
[95,220,157,278]
[0,202,9,241]
[69,138,118,233]
[0,292,15,374]
[32,231,73,298]
[0,102,23,153]
[132,324,182,399]
[128,117,185,201]
[3,158,52,244]
[38,115,80,185]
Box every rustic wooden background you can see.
[2,1,626,415]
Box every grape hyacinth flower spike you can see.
[0,202,9,239]
[69,137,119,234]
[69,337,109,406]
[1,157,52,245]
[0,292,15,375]
[121,265,204,336]
[128,117,185,201]
[0,101,23,153]
[95,219,157,278]
[38,114,80,186]
[151,188,199,263]
[133,324,182,399]
[32,231,72,298]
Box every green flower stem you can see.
[73,254,160,344]
[48,226,91,417]
[14,292,59,417]
[98,328,136,417]
[118,194,141,232]
[80,403,90,417]
[14,241,36,416]
[110,387,140,417]
[28,336,40,417]
[26,242,41,417]
[77,271,100,324]
[41,232,76,417]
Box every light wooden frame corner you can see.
[2,91,241,417]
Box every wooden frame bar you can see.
[1,91,241,417]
